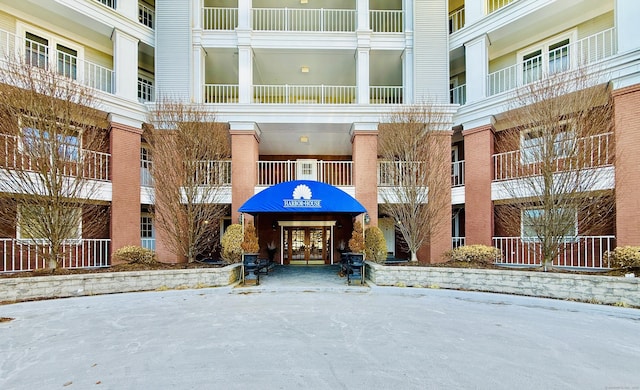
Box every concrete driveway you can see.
[1,284,639,389]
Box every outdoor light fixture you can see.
[299,136,309,143]
[272,221,278,230]
[301,66,310,73]
[364,213,371,224]
[301,0,308,4]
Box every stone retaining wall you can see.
[366,262,640,307]
[0,264,241,302]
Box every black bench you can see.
[340,253,365,285]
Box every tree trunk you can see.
[410,251,418,262]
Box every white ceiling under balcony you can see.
[204,48,403,87]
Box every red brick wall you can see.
[352,131,378,227]
[613,84,640,246]
[463,124,495,246]
[109,122,142,264]
[231,129,259,224]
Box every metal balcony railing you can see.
[203,7,238,30]
[488,28,617,96]
[0,133,110,182]
[0,238,110,272]
[253,85,356,104]
[252,8,356,32]
[257,160,353,186]
[449,7,464,33]
[492,132,613,182]
[450,84,466,105]
[370,10,404,33]
[493,235,615,269]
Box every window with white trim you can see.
[520,121,575,164]
[19,23,84,82]
[17,205,82,241]
[21,127,80,162]
[518,31,575,85]
[521,207,577,241]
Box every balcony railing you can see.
[493,132,612,182]
[493,235,615,269]
[370,10,403,33]
[0,238,110,273]
[450,84,466,105]
[486,0,517,14]
[452,237,466,248]
[258,160,353,186]
[253,85,356,104]
[0,133,110,182]
[449,7,465,33]
[139,2,154,29]
[370,86,403,104]
[0,29,114,94]
[204,84,239,103]
[378,161,428,187]
[452,160,465,187]
[193,160,232,186]
[488,28,616,96]
[252,8,356,32]
[203,7,238,30]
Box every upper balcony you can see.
[95,0,155,30]
[202,2,403,33]
[0,29,114,94]
[448,0,519,34]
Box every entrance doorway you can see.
[278,221,336,265]
[284,227,331,265]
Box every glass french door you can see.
[284,227,330,265]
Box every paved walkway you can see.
[1,266,639,389]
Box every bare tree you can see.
[146,98,230,263]
[378,104,452,262]
[494,68,615,270]
[0,58,109,270]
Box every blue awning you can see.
[238,180,366,215]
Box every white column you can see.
[464,34,489,104]
[238,44,253,104]
[238,0,252,30]
[193,0,203,30]
[402,46,414,104]
[357,0,370,31]
[356,47,370,104]
[116,0,138,22]
[403,0,413,31]
[616,0,640,53]
[112,29,139,102]
[464,0,485,26]
[192,45,204,103]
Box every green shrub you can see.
[112,245,157,265]
[606,246,640,269]
[365,226,387,263]
[444,245,502,263]
[221,224,244,263]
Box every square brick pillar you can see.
[462,124,495,246]
[613,84,640,246]
[109,120,142,264]
[351,122,378,227]
[428,131,453,263]
[230,122,260,224]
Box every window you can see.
[57,44,77,80]
[18,205,82,241]
[25,32,48,69]
[22,127,80,162]
[138,75,154,102]
[520,122,575,164]
[521,208,577,241]
[140,146,153,186]
[518,32,575,85]
[141,215,154,239]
